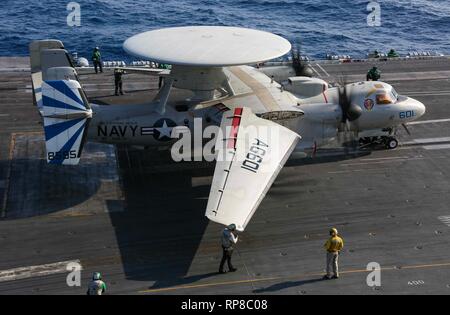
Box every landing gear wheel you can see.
[386,138,398,150]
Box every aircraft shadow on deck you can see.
[1,140,121,219]
[107,147,374,286]
[1,136,374,288]
[108,148,214,286]
[1,158,103,219]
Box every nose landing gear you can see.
[359,136,399,150]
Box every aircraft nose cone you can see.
[412,98,426,118]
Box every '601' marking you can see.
[400,111,416,119]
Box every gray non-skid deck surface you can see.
[0,57,450,294]
[6,134,123,218]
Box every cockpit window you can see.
[376,93,393,105]
[390,88,399,102]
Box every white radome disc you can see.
[123,26,292,67]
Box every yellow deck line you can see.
[139,261,450,294]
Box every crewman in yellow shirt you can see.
[323,228,344,279]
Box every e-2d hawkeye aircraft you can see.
[29,26,425,231]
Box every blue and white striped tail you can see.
[42,80,92,165]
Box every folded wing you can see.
[205,107,301,231]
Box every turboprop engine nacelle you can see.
[284,76,329,98]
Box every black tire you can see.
[386,138,398,150]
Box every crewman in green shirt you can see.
[387,49,399,58]
[92,47,103,74]
[87,272,106,295]
[367,66,381,81]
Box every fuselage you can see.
[86,65,426,153]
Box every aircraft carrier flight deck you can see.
[1,56,450,295]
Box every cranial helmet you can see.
[93,272,102,280]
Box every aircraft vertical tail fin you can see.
[42,79,92,165]
[29,40,74,110]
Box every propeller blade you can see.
[290,41,312,77]
[336,80,362,151]
[338,83,362,123]
[338,86,350,123]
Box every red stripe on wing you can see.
[227,108,243,149]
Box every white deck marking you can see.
[403,90,450,94]
[79,83,112,87]
[406,92,450,96]
[361,156,410,162]
[24,85,32,93]
[0,260,80,282]
[315,63,330,77]
[309,65,322,78]
[403,136,450,150]
[438,216,450,227]
[408,118,450,125]
[328,168,390,174]
[340,157,425,167]
[423,144,450,150]
[402,137,450,145]
[0,114,10,118]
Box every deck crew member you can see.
[87,272,107,295]
[114,68,126,96]
[323,228,344,280]
[366,66,381,81]
[158,63,170,89]
[371,50,381,58]
[92,47,103,74]
[388,49,399,58]
[219,224,239,274]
